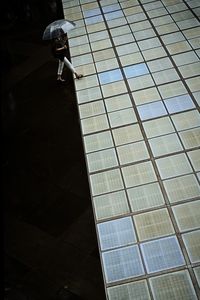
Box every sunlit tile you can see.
[127,182,165,212]
[149,133,183,157]
[122,161,157,188]
[79,100,105,119]
[183,230,200,263]
[171,110,200,131]
[137,101,167,121]
[173,200,200,232]
[188,149,200,172]
[134,208,174,241]
[86,148,118,172]
[83,130,114,153]
[98,216,136,250]
[143,116,175,138]
[102,245,145,283]
[90,168,124,196]
[164,174,200,203]
[112,124,143,146]
[101,80,127,98]
[117,141,149,165]
[123,6,143,16]
[179,127,200,149]
[86,22,107,33]
[81,114,109,134]
[93,190,130,220]
[105,94,132,112]
[128,74,154,91]
[132,87,161,105]
[156,153,193,179]
[78,63,96,76]
[141,236,185,273]
[108,108,137,128]
[149,270,197,300]
[107,280,151,300]
[164,94,195,113]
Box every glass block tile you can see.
[116,42,139,56]
[147,57,173,73]
[88,30,109,42]
[102,3,121,13]
[102,245,145,283]
[86,148,118,172]
[141,236,185,273]
[166,40,192,55]
[123,6,143,16]
[110,25,131,37]
[83,8,101,18]
[81,114,109,135]
[126,12,147,23]
[117,141,149,165]
[128,74,155,91]
[143,1,164,10]
[127,182,165,212]
[77,86,102,104]
[78,63,96,76]
[99,69,123,85]
[156,23,179,35]
[137,101,168,121]
[79,100,105,119]
[85,15,104,25]
[143,116,175,138]
[86,22,107,34]
[107,279,151,300]
[172,200,200,231]
[134,208,174,241]
[186,77,200,92]
[152,15,174,27]
[123,63,149,78]
[132,87,161,105]
[108,108,137,128]
[97,216,136,250]
[105,94,132,112]
[107,17,128,29]
[177,18,199,31]
[161,32,186,45]
[194,267,200,287]
[188,149,200,172]
[93,48,115,62]
[83,131,113,153]
[149,133,183,157]
[91,38,112,52]
[179,127,200,149]
[149,270,198,300]
[172,51,199,67]
[147,7,168,18]
[72,53,93,67]
[152,68,180,85]
[122,161,157,188]
[93,190,130,221]
[101,80,128,98]
[134,28,156,41]
[156,153,193,179]
[68,35,89,47]
[164,174,200,203]
[142,46,167,61]
[120,52,144,66]
[166,2,188,13]
[112,124,143,146]
[138,37,161,51]
[130,20,151,32]
[182,230,200,263]
[171,110,200,131]
[113,33,135,46]
[95,57,119,73]
[189,37,200,50]
[70,43,91,56]
[164,94,195,113]
[158,81,187,99]
[90,169,124,196]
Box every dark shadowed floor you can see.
[2,20,106,300]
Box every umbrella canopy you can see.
[42,19,76,40]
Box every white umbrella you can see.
[42,19,76,40]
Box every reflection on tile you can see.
[105,94,132,112]
[99,69,123,85]
[102,245,145,283]
[137,101,167,121]
[182,230,200,263]
[179,127,200,149]
[188,149,200,172]
[117,141,149,165]
[156,153,193,179]
[143,116,175,138]
[149,270,197,300]
[122,161,157,188]
[83,131,113,153]
[112,124,143,146]
[134,208,174,241]
[86,148,118,172]
[141,236,185,273]
[97,216,136,250]
[164,174,200,203]
[123,63,149,78]
[149,133,183,157]
[107,279,151,300]
[171,110,200,131]
[81,114,109,135]
[108,108,137,128]
[93,190,130,221]
[172,200,200,231]
[90,169,124,196]
[164,94,195,113]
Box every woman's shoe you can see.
[75,74,84,79]
[57,78,66,83]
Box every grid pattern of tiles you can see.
[63,0,200,299]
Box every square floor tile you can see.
[83,130,113,153]
[149,133,183,157]
[105,94,132,112]
[188,149,200,172]
[132,86,161,105]
[179,127,200,149]
[171,110,200,131]
[79,100,105,119]
[158,81,187,99]
[86,148,118,172]
[117,141,149,165]
[101,80,127,98]
[112,124,143,146]
[108,108,137,128]
[81,114,109,135]
[143,116,175,138]
[137,101,168,121]
[128,74,155,91]
[123,63,149,78]
[182,230,200,263]
[164,94,195,113]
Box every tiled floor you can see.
[63,0,200,299]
